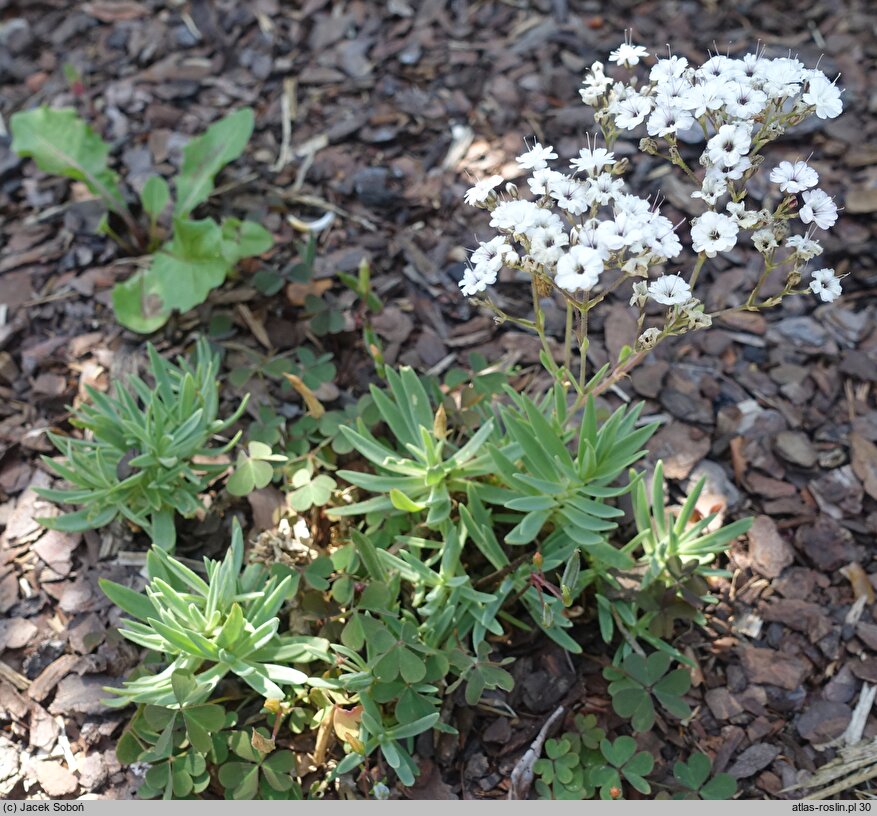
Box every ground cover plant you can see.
[5,9,867,802]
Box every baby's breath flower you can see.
[650,55,688,83]
[516,142,558,171]
[610,94,653,130]
[752,228,778,254]
[489,199,540,232]
[681,79,726,118]
[721,81,768,119]
[769,160,818,194]
[799,188,838,230]
[529,226,569,267]
[786,234,822,260]
[464,175,504,206]
[555,246,604,292]
[691,211,739,257]
[726,201,760,229]
[609,42,649,68]
[528,168,564,197]
[809,267,841,302]
[706,123,752,168]
[570,147,616,176]
[648,273,691,305]
[802,73,843,119]
[549,176,590,214]
[691,175,727,206]
[647,103,694,137]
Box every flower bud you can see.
[639,137,659,156]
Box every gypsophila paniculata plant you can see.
[37,338,247,550]
[461,39,844,395]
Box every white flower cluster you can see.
[460,141,685,300]
[461,43,845,311]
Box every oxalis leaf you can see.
[174,108,255,218]
[10,106,126,213]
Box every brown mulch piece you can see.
[1,0,876,801]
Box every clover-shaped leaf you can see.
[228,441,287,497]
[673,752,737,800]
[219,729,296,800]
[288,468,336,511]
[604,652,692,733]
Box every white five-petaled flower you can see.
[516,141,558,171]
[751,228,778,254]
[680,79,726,118]
[721,82,768,119]
[610,94,653,130]
[608,42,649,68]
[809,267,842,302]
[470,236,516,271]
[464,175,504,206]
[647,104,694,137]
[725,201,760,229]
[802,74,843,119]
[786,234,823,260]
[570,147,616,175]
[691,175,727,206]
[549,176,590,214]
[528,168,564,197]
[555,245,604,292]
[489,199,540,232]
[649,55,689,83]
[769,160,818,194]
[706,124,752,169]
[528,226,569,267]
[648,274,692,306]
[690,211,739,257]
[799,188,838,230]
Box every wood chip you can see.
[27,654,79,702]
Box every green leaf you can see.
[386,712,439,740]
[38,506,117,533]
[171,669,198,705]
[389,488,426,513]
[175,108,255,217]
[219,762,260,800]
[398,648,426,684]
[288,472,336,511]
[141,175,170,219]
[700,773,737,800]
[601,736,637,768]
[116,729,145,765]
[674,752,711,791]
[261,751,295,792]
[227,445,276,497]
[112,216,230,333]
[220,217,273,265]
[645,651,673,684]
[10,106,126,213]
[99,578,157,621]
[505,509,550,545]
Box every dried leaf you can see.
[283,373,325,418]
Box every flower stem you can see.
[688,252,707,290]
